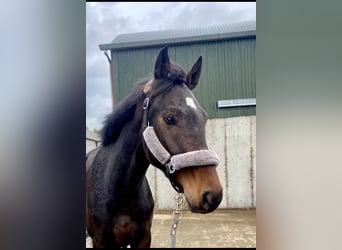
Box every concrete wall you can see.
[146,115,256,209]
[85,116,256,209]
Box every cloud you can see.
[86,2,256,131]
[162,2,256,29]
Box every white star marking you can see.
[186,97,197,110]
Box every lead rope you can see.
[170,193,184,248]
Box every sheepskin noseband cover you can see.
[143,126,220,172]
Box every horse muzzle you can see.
[185,190,223,213]
[174,165,223,213]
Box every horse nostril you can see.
[200,191,222,212]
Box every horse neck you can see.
[105,112,150,195]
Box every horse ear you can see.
[186,56,202,90]
[154,46,170,79]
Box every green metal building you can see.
[99,20,256,119]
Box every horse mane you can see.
[101,78,148,146]
[101,72,186,146]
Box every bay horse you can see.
[86,47,223,248]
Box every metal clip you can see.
[175,193,184,209]
[172,193,184,217]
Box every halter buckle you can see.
[143,97,150,110]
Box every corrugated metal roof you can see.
[99,20,255,51]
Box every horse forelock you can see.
[145,78,187,100]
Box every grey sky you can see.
[86,2,256,131]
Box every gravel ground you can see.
[86,208,256,248]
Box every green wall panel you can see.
[112,37,255,118]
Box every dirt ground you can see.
[86,208,256,248]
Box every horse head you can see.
[142,47,223,213]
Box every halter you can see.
[142,97,220,193]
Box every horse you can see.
[86,47,223,248]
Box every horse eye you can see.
[164,116,176,125]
